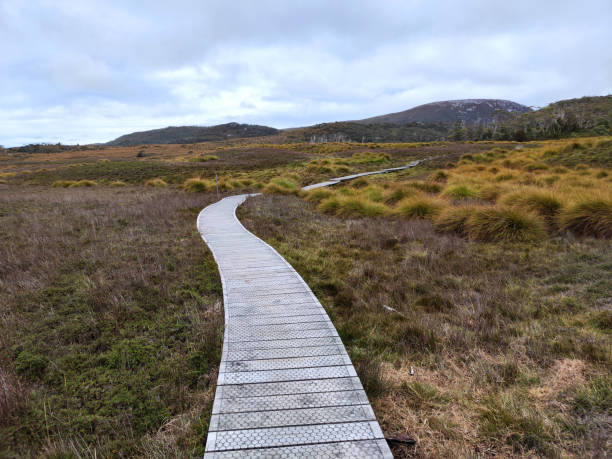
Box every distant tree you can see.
[451,120,466,141]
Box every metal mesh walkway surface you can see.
[197,195,393,458]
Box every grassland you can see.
[0,187,224,457]
[236,136,611,457]
[1,136,610,457]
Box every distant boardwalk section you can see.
[197,195,392,458]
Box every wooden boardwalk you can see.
[198,163,422,457]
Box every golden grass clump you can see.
[350,177,370,188]
[53,179,98,187]
[52,180,76,187]
[559,199,612,238]
[429,170,449,182]
[466,206,546,242]
[335,197,389,217]
[395,197,445,219]
[442,184,479,200]
[109,180,127,187]
[144,178,168,188]
[363,186,385,202]
[434,205,477,236]
[262,177,300,195]
[317,195,388,217]
[305,188,333,202]
[408,181,443,194]
[183,177,214,192]
[502,190,563,219]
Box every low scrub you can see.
[560,199,612,238]
[467,206,546,242]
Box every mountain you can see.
[106,122,279,146]
[355,99,531,126]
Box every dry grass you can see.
[239,194,611,458]
[144,177,168,187]
[0,186,223,456]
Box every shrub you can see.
[559,199,612,238]
[396,197,445,219]
[144,178,167,188]
[15,351,47,380]
[434,206,476,236]
[442,185,479,200]
[109,180,127,187]
[262,178,300,195]
[467,206,546,242]
[502,191,563,219]
[183,178,213,192]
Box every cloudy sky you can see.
[2,0,611,146]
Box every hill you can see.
[283,121,449,143]
[106,122,278,146]
[356,99,531,125]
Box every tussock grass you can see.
[560,199,612,238]
[52,180,76,187]
[183,177,214,192]
[350,177,370,188]
[467,206,546,242]
[502,190,564,219]
[144,178,168,187]
[395,196,445,219]
[408,181,443,194]
[262,177,300,195]
[319,195,388,217]
[305,188,333,203]
[430,170,449,182]
[52,179,98,188]
[442,184,479,200]
[190,154,219,162]
[109,180,127,187]
[434,205,478,236]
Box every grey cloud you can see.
[1,0,611,146]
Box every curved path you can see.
[198,162,421,457]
